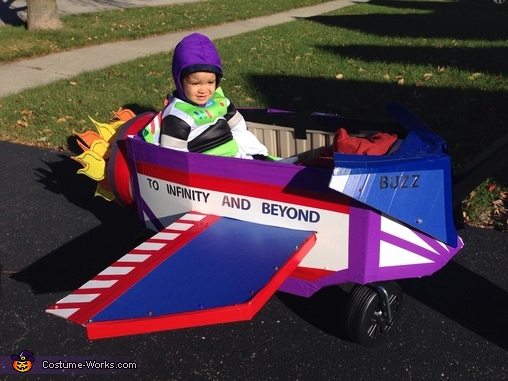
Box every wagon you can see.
[47,102,464,345]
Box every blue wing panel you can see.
[91,218,314,322]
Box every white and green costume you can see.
[141,88,268,159]
[141,33,268,159]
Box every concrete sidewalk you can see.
[0,0,364,98]
[1,0,203,22]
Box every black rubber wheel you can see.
[344,281,403,346]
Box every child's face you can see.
[182,71,217,105]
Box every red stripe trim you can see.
[290,266,335,282]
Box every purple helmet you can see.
[171,33,223,103]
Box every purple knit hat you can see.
[171,33,223,103]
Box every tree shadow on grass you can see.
[307,0,508,42]
[271,0,508,167]
[248,74,508,173]
[305,2,508,77]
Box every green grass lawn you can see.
[0,0,333,63]
[1,0,507,227]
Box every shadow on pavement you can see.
[277,258,508,351]
[9,151,152,294]
[399,259,508,351]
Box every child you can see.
[141,33,269,159]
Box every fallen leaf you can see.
[467,73,482,80]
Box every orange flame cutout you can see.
[72,109,135,201]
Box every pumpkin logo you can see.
[11,350,35,373]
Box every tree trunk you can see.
[27,0,62,30]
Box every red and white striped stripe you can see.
[46,212,218,325]
[146,111,162,136]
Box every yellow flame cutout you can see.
[74,151,106,181]
[72,108,135,201]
